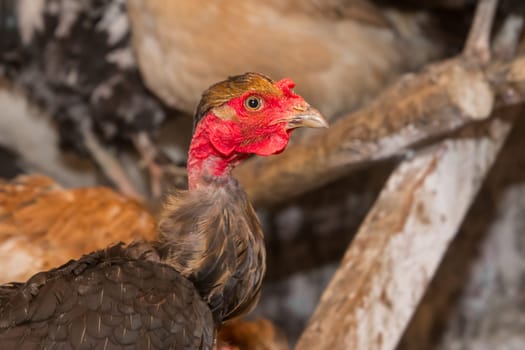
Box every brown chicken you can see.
[217,318,289,350]
[0,72,327,349]
[127,0,441,119]
[0,174,155,283]
[0,175,289,349]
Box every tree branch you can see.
[294,116,514,350]
[463,0,498,62]
[294,5,516,349]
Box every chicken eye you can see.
[244,96,263,111]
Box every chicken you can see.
[0,174,156,284]
[0,72,328,349]
[3,0,170,198]
[127,0,442,120]
[0,175,286,349]
[11,0,165,152]
[217,318,289,350]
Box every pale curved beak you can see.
[283,104,329,129]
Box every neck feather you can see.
[157,179,266,323]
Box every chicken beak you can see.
[284,105,329,129]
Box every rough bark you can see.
[294,117,513,350]
[397,107,525,350]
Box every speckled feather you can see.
[4,0,166,154]
[0,243,214,349]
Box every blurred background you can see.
[1,1,525,349]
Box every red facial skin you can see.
[187,78,306,189]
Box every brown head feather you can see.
[193,72,283,130]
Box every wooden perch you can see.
[294,117,513,350]
[294,3,523,348]
[397,107,525,350]
[463,0,498,62]
[236,0,524,207]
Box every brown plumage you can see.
[0,73,328,349]
[195,73,282,128]
[217,318,289,350]
[0,175,282,350]
[127,0,442,120]
[0,174,155,283]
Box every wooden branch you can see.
[398,107,524,350]
[463,0,498,62]
[237,55,525,206]
[295,5,520,349]
[399,14,525,350]
[294,117,513,350]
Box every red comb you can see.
[275,78,297,97]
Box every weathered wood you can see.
[463,0,498,62]
[295,3,523,348]
[399,13,525,350]
[397,106,523,350]
[294,117,513,350]
[237,54,525,206]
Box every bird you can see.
[2,0,171,198]
[0,174,156,284]
[0,72,328,349]
[0,175,289,349]
[127,0,442,120]
[216,318,289,350]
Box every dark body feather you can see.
[0,243,214,349]
[0,177,265,349]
